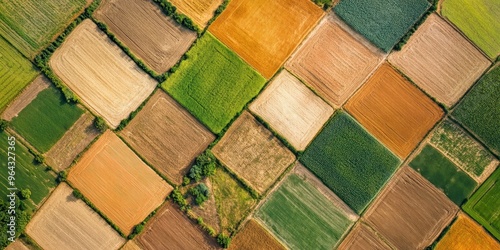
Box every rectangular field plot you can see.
[229,219,285,250]
[94,0,197,73]
[50,20,157,128]
[1,76,49,121]
[337,223,391,250]
[168,0,223,28]
[67,131,172,235]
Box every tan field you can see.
[168,0,223,28]
[67,131,172,235]
[212,111,296,194]
[337,223,391,250]
[249,70,333,150]
[286,14,385,107]
[190,178,221,233]
[345,63,443,158]
[209,0,324,78]
[1,75,49,121]
[121,240,142,250]
[26,183,125,250]
[229,219,286,250]
[364,166,458,249]
[389,14,491,107]
[5,240,30,250]
[94,0,197,73]
[120,90,215,184]
[50,20,157,128]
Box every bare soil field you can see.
[26,183,125,250]
[120,91,215,184]
[45,112,100,171]
[168,0,223,28]
[345,63,443,158]
[1,75,49,121]
[249,70,333,150]
[121,240,142,250]
[229,219,285,250]
[388,14,491,107]
[94,0,197,73]
[67,131,172,235]
[5,240,30,250]
[136,202,219,250]
[190,178,221,233]
[208,0,324,78]
[337,223,391,250]
[212,111,296,194]
[50,20,157,128]
[364,166,458,250]
[286,14,385,107]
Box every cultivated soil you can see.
[1,75,49,121]
[229,219,286,250]
[337,223,391,250]
[168,0,223,28]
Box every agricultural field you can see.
[249,70,333,150]
[11,87,84,153]
[1,75,49,121]
[162,33,266,134]
[0,37,38,112]
[189,177,221,233]
[229,219,285,250]
[168,0,223,28]
[50,20,157,128]
[364,166,458,249]
[67,131,173,235]
[0,0,88,58]
[212,111,296,194]
[94,0,197,73]
[337,223,391,250]
[345,63,443,158]
[121,240,141,250]
[442,0,499,59]
[5,240,30,250]
[300,111,400,214]
[25,183,125,250]
[452,65,500,155]
[285,14,385,108]
[463,167,500,240]
[334,0,430,52]
[389,14,491,107]
[120,91,215,184]
[208,0,324,78]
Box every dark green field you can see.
[300,112,400,214]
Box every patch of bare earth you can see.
[1,75,49,121]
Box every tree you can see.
[0,119,8,132]
[20,189,31,200]
[217,234,231,248]
[93,117,107,133]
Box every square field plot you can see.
[212,111,295,194]
[300,111,400,214]
[168,0,223,28]
[364,166,458,249]
[286,14,385,108]
[26,183,125,250]
[337,223,391,250]
[94,0,197,73]
[162,33,266,134]
[209,0,324,78]
[50,20,157,128]
[345,63,443,158]
[249,70,333,150]
[67,131,173,235]
[230,219,285,250]
[120,91,215,185]
[389,14,491,107]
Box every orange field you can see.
[229,219,285,250]
[168,0,223,28]
[208,0,323,78]
[345,63,443,158]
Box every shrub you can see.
[171,188,189,211]
[72,189,83,199]
[57,171,67,183]
[20,189,31,200]
[217,233,231,248]
[33,154,45,165]
[189,183,210,205]
[188,165,203,182]
[93,117,107,133]
[0,119,8,132]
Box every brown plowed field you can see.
[120,90,215,184]
[121,240,142,250]
[337,223,391,250]
[364,166,458,250]
[345,63,443,158]
[136,202,219,250]
[67,131,172,235]
[212,111,296,194]
[208,0,324,79]
[50,20,157,128]
[286,14,385,107]
[94,0,197,73]
[249,70,333,150]
[5,240,30,250]
[168,0,223,28]
[1,75,49,121]
[388,14,491,107]
[26,183,125,250]
[229,219,285,250]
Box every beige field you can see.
[67,131,172,235]
[337,223,391,250]
[389,14,491,107]
[121,240,142,250]
[212,111,296,194]
[94,0,197,73]
[26,183,125,250]
[50,20,157,128]
[229,219,286,250]
[1,75,49,121]
[168,0,223,28]
[120,90,215,184]
[5,240,30,250]
[286,14,385,107]
[249,70,333,150]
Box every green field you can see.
[442,0,499,59]
[300,112,400,214]
[463,167,500,241]
[0,0,87,58]
[452,66,500,155]
[334,0,429,52]
[162,32,266,134]
[0,37,38,111]
[255,174,354,249]
[11,87,83,153]
[410,145,477,205]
